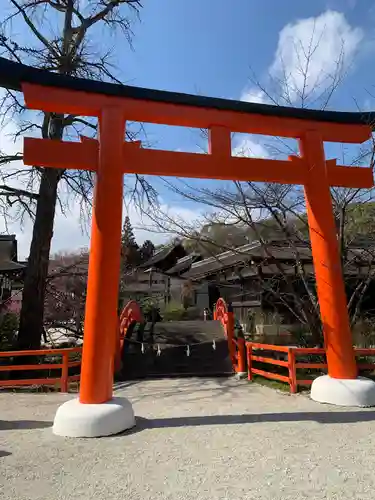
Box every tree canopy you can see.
[0,0,146,349]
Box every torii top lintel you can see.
[0,57,373,188]
[0,56,374,140]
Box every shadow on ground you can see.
[114,377,247,404]
[0,420,52,431]
[0,450,11,457]
[123,410,375,434]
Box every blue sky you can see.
[125,0,372,101]
[117,0,375,219]
[119,0,375,150]
[2,0,375,256]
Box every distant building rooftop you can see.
[166,252,202,276]
[181,238,375,281]
[139,242,187,272]
[0,234,25,273]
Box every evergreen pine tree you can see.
[140,240,155,264]
[121,217,139,270]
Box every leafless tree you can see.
[0,0,157,349]
[44,250,88,342]
[145,177,375,345]
[142,32,375,345]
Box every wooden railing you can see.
[246,343,375,393]
[247,342,295,389]
[0,300,143,392]
[2,342,375,394]
[290,347,326,392]
[0,347,82,392]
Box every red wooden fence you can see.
[1,342,375,394]
[0,347,82,392]
[246,342,375,393]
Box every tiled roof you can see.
[166,253,202,276]
[139,243,186,270]
[0,234,25,273]
[181,239,375,280]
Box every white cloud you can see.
[1,192,198,260]
[232,136,268,159]
[124,200,201,247]
[270,10,363,105]
[0,189,91,260]
[240,88,268,104]
[237,10,364,160]
[241,10,363,107]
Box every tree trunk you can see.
[17,168,61,349]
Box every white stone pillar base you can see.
[311,375,375,407]
[53,397,135,437]
[235,372,247,380]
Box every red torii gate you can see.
[21,82,375,437]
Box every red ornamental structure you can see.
[1,57,375,437]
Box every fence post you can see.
[237,337,246,377]
[288,348,297,394]
[226,303,236,368]
[247,343,253,381]
[61,352,69,393]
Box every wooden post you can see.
[237,336,246,374]
[226,303,236,368]
[288,348,297,394]
[61,352,69,393]
[300,131,357,380]
[79,107,125,404]
[247,343,253,381]
[208,125,231,157]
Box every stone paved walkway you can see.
[1,377,375,500]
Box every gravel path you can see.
[1,377,375,500]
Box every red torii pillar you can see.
[22,83,375,437]
[79,107,125,405]
[300,132,357,380]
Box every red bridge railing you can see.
[214,298,246,374]
[115,300,144,372]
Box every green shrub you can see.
[162,302,186,321]
[162,302,201,321]
[140,297,161,322]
